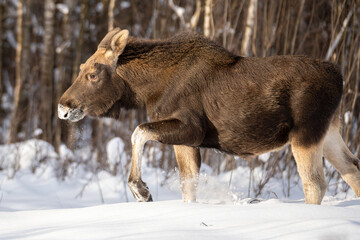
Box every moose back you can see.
[58,28,360,204]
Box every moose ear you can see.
[98,28,121,50]
[110,29,129,57]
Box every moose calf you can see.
[59,28,360,204]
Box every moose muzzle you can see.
[58,104,85,122]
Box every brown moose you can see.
[58,28,360,204]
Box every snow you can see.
[120,1,130,10]
[56,3,69,15]
[96,2,103,12]
[1,199,360,240]
[344,111,351,124]
[0,139,360,240]
[106,137,127,173]
[258,152,271,162]
[5,30,17,49]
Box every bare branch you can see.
[168,0,186,30]
[325,9,353,61]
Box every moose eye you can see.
[88,74,97,81]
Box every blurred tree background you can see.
[0,0,359,197]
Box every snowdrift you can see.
[0,139,359,239]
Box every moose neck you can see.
[115,33,239,109]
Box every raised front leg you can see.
[128,118,204,202]
[174,145,201,202]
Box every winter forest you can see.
[1,0,360,239]
[0,0,360,204]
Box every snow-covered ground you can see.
[2,199,360,240]
[0,139,359,240]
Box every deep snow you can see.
[0,139,359,240]
[2,199,360,240]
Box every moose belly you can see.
[201,110,293,157]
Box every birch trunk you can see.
[203,0,212,38]
[241,0,257,56]
[190,0,201,30]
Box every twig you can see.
[272,191,279,199]
[75,176,93,199]
[228,169,233,190]
[200,222,209,227]
[325,9,353,61]
[95,173,105,204]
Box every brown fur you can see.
[59,28,359,204]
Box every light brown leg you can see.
[323,125,360,197]
[174,145,201,202]
[128,126,153,202]
[291,140,326,204]
[128,118,204,202]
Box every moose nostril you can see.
[58,104,71,119]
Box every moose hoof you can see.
[128,179,153,202]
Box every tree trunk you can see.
[8,0,26,143]
[22,0,32,139]
[55,0,76,153]
[40,0,56,144]
[108,0,115,31]
[290,0,305,55]
[203,0,212,38]
[71,1,87,83]
[93,0,116,167]
[0,0,3,135]
[96,0,109,44]
[190,0,201,30]
[67,1,88,150]
[241,0,257,56]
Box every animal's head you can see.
[58,28,129,122]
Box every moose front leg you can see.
[128,126,153,202]
[128,118,204,202]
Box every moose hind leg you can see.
[174,145,201,202]
[323,125,360,197]
[291,140,326,204]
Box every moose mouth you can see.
[58,104,85,122]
